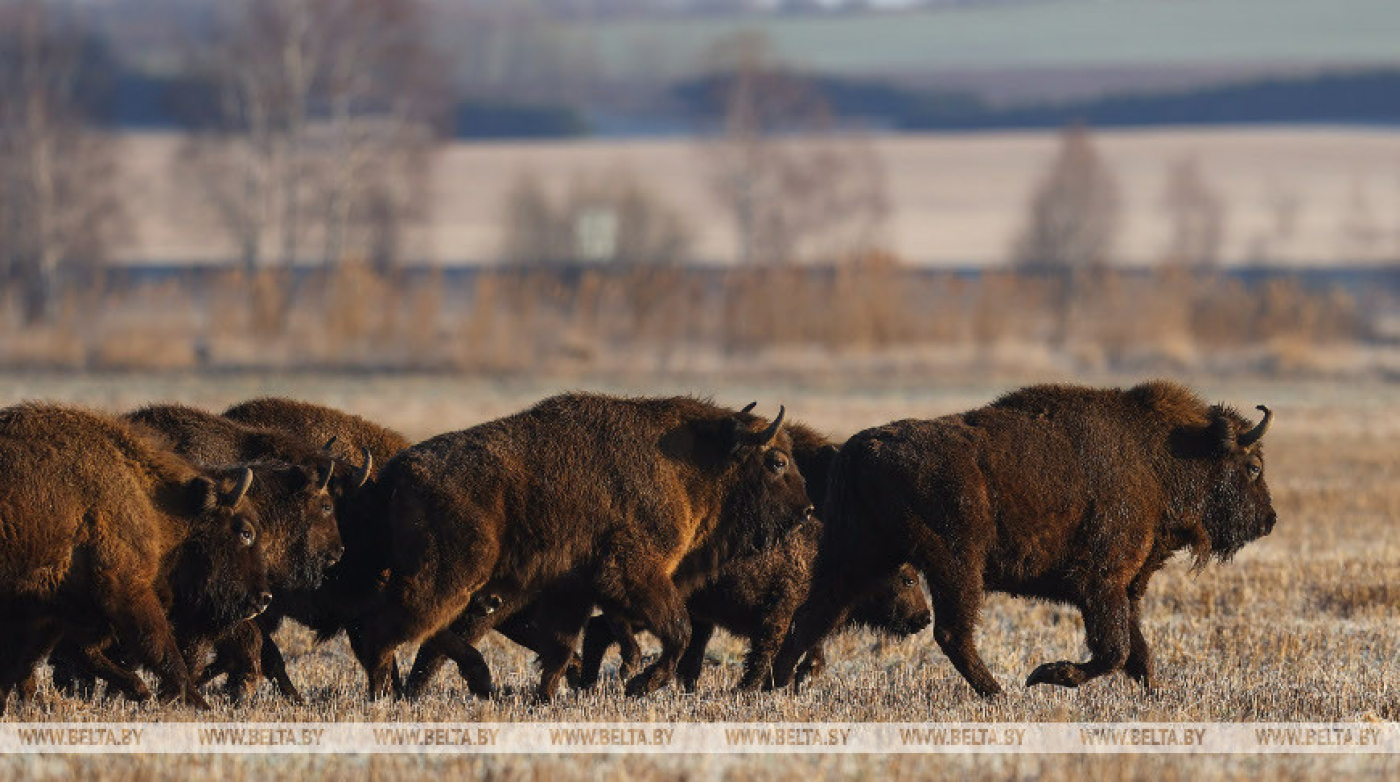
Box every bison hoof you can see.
[1025,661,1084,689]
[624,669,669,698]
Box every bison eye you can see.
[321,501,334,514]
[902,575,917,587]
[1246,462,1262,480]
[764,452,788,474]
[239,521,257,547]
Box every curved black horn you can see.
[1237,405,1272,447]
[226,468,254,506]
[740,402,757,414]
[742,404,785,446]
[352,446,373,488]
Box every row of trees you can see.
[1,2,1324,337]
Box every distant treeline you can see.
[54,33,1400,138]
[676,68,1400,132]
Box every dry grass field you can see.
[117,128,1400,266]
[0,371,1395,780]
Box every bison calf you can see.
[0,404,270,711]
[770,381,1279,697]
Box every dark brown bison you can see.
[769,381,1279,697]
[45,403,359,701]
[347,394,815,700]
[574,420,931,692]
[123,403,358,587]
[201,398,411,701]
[0,404,269,712]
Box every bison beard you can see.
[344,394,815,701]
[768,381,1279,697]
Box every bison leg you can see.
[256,625,306,704]
[925,561,1003,698]
[0,620,63,713]
[677,619,714,692]
[48,638,99,699]
[102,587,208,709]
[599,563,690,698]
[576,615,616,690]
[794,644,827,687]
[738,610,797,692]
[527,593,595,703]
[1026,585,1131,689]
[74,646,153,703]
[405,595,520,699]
[1122,597,1154,691]
[217,621,264,703]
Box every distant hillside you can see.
[572,0,1400,80]
[675,68,1400,132]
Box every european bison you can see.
[769,381,1278,697]
[0,404,269,712]
[575,420,931,692]
[45,403,358,701]
[123,403,357,587]
[348,394,815,700]
[204,398,410,701]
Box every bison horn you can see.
[740,402,757,414]
[352,446,373,488]
[1237,405,1272,447]
[226,468,254,506]
[317,460,334,492]
[742,404,785,447]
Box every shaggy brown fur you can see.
[575,421,931,692]
[197,398,412,702]
[769,381,1279,697]
[348,394,815,701]
[0,404,270,712]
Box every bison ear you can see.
[185,477,219,512]
[1207,406,1236,451]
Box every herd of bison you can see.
[0,380,1279,713]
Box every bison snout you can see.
[255,591,273,615]
[324,544,345,568]
[802,505,816,520]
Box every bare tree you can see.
[1160,155,1227,270]
[0,2,125,324]
[499,168,692,266]
[1339,175,1382,263]
[1010,123,1120,272]
[700,31,888,266]
[179,0,445,279]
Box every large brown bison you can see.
[0,404,269,712]
[348,394,815,700]
[201,398,411,701]
[44,403,356,701]
[123,403,358,587]
[768,381,1278,697]
[574,420,931,692]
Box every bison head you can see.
[170,467,273,635]
[848,564,932,637]
[716,403,816,553]
[1195,404,1278,562]
[245,457,348,592]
